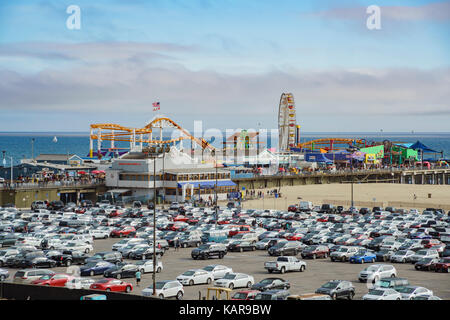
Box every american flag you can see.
[152,101,160,111]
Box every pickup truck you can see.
[264,256,306,274]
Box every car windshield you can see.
[198,245,210,250]
[368,290,385,296]
[364,266,379,272]
[396,251,407,255]
[223,274,236,280]
[322,282,338,289]
[259,279,274,285]
[203,266,214,272]
[420,258,433,263]
[375,280,391,288]
[182,271,195,276]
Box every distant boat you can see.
[53,136,58,143]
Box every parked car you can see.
[191,243,227,260]
[90,278,133,293]
[176,269,214,286]
[414,257,440,271]
[349,250,377,264]
[201,265,233,280]
[264,256,306,274]
[251,278,290,291]
[228,240,256,252]
[362,288,402,300]
[103,263,139,279]
[135,259,163,274]
[31,273,74,287]
[0,268,9,281]
[213,272,254,290]
[390,250,416,263]
[375,249,395,262]
[409,249,440,263]
[432,257,450,272]
[395,286,434,300]
[358,264,397,283]
[65,277,96,290]
[80,261,116,277]
[231,290,260,300]
[142,280,184,299]
[301,245,330,259]
[85,251,122,265]
[254,289,290,300]
[374,277,410,290]
[13,269,55,284]
[330,246,360,262]
[267,241,302,256]
[315,280,355,300]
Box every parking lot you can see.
[5,236,448,300]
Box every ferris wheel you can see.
[278,93,297,152]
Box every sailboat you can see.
[53,136,58,143]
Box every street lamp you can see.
[143,145,166,297]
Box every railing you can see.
[0,180,105,190]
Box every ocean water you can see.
[0,132,449,166]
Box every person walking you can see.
[135,270,141,287]
[174,238,179,251]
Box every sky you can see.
[0,0,449,132]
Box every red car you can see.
[31,274,75,287]
[111,226,136,237]
[421,239,443,249]
[288,205,298,212]
[90,278,133,292]
[229,225,252,237]
[432,257,450,273]
[285,233,304,241]
[231,290,260,300]
[317,216,329,222]
[109,210,123,218]
[75,208,86,214]
[173,215,189,222]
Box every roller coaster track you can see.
[90,117,215,151]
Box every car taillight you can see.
[22,277,28,279]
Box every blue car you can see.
[80,261,115,276]
[0,268,9,281]
[349,251,377,264]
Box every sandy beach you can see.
[228,183,450,211]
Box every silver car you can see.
[409,249,439,264]
[390,250,415,263]
[395,286,434,300]
[358,264,397,283]
[363,288,402,300]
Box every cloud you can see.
[0,47,448,122]
[313,1,450,22]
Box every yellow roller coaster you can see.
[89,116,215,158]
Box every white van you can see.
[299,201,313,212]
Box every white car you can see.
[65,277,96,290]
[176,269,214,286]
[89,229,109,239]
[362,288,402,300]
[409,249,439,263]
[396,286,434,300]
[201,265,233,279]
[390,250,416,263]
[134,260,163,274]
[213,272,254,290]
[142,280,184,299]
[56,241,93,254]
[358,264,397,283]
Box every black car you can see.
[129,247,163,260]
[268,241,301,256]
[254,289,290,300]
[21,256,57,268]
[191,243,227,260]
[228,241,256,252]
[179,236,202,248]
[251,278,290,292]
[46,250,89,266]
[85,251,123,265]
[48,201,65,211]
[80,200,93,208]
[103,263,139,279]
[315,280,355,300]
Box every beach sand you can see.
[227,183,450,211]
